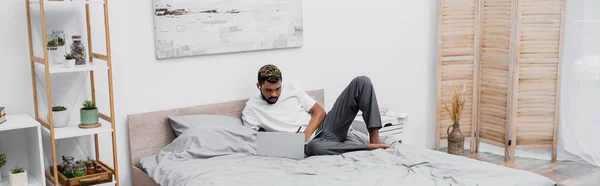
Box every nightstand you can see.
[351,112,408,143]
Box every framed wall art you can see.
[152,0,304,59]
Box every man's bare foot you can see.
[367,143,390,150]
[370,137,384,145]
[368,128,385,145]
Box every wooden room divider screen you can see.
[435,0,565,162]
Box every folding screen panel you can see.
[436,0,565,162]
[476,0,515,159]
[510,0,565,162]
[435,0,479,151]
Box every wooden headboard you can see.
[126,89,324,185]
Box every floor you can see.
[441,149,600,186]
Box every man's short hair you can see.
[258,64,282,85]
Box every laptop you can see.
[256,131,305,160]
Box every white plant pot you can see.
[9,171,27,186]
[0,171,2,182]
[51,110,69,128]
[64,59,76,68]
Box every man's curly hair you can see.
[258,64,282,85]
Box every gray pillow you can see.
[167,114,243,137]
[157,125,257,161]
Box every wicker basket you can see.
[447,122,464,156]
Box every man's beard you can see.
[261,94,278,104]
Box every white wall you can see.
[0,0,439,185]
[0,0,34,116]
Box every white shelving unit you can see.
[25,0,120,185]
[0,115,45,186]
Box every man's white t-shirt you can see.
[242,83,318,140]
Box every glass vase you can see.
[61,156,76,178]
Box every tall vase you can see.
[447,122,464,156]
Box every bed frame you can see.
[127,90,325,186]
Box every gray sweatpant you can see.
[305,76,382,156]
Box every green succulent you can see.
[82,100,97,110]
[10,166,25,174]
[64,53,74,60]
[52,106,67,111]
[47,40,57,47]
[0,154,6,168]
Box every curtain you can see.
[558,0,600,166]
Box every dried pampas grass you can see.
[442,83,467,123]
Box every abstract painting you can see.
[152,0,303,59]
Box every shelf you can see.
[45,178,114,186]
[44,176,115,186]
[30,0,105,5]
[45,160,115,186]
[0,115,39,132]
[34,62,108,74]
[41,124,112,139]
[0,174,43,186]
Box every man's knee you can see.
[352,76,372,86]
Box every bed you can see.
[127,89,557,186]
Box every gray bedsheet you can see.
[143,126,556,186]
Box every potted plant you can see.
[51,106,69,128]
[0,153,6,182]
[57,37,65,46]
[64,53,76,68]
[9,166,27,186]
[80,100,99,126]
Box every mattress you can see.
[139,124,556,186]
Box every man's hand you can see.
[294,130,309,142]
[302,130,310,142]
